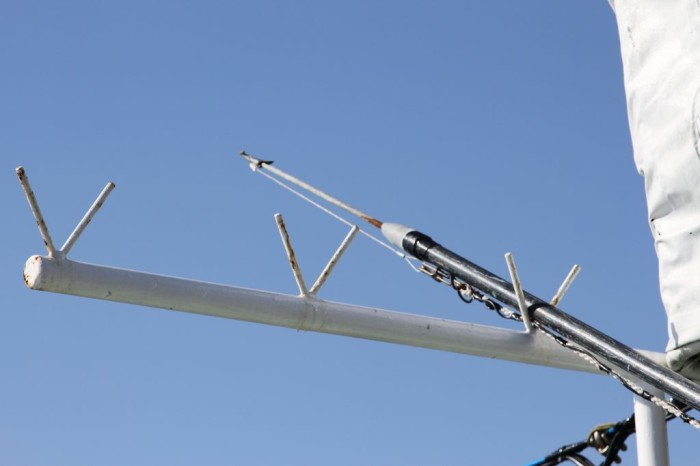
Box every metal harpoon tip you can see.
[239,150,273,171]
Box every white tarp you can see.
[611,1,700,378]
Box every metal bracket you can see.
[274,213,359,298]
[16,166,115,259]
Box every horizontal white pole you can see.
[23,255,667,374]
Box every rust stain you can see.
[317,268,331,281]
[362,216,383,228]
[280,224,299,268]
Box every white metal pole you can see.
[634,382,670,466]
[504,252,533,332]
[309,225,359,295]
[61,181,116,255]
[23,255,667,376]
[16,167,58,256]
[274,213,309,296]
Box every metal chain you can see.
[420,264,520,320]
[419,263,700,430]
[535,322,700,429]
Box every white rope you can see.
[254,169,421,272]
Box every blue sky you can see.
[3,1,697,464]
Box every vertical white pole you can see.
[634,382,669,466]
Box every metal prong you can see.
[551,264,581,307]
[274,213,309,296]
[61,181,116,255]
[309,225,359,295]
[505,252,533,333]
[16,166,58,257]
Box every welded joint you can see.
[505,252,533,333]
[551,264,581,307]
[16,166,116,259]
[274,213,309,296]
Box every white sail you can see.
[612,0,700,378]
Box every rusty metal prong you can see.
[309,225,359,296]
[551,264,581,307]
[16,166,58,257]
[505,252,533,333]
[61,181,116,256]
[274,213,309,297]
